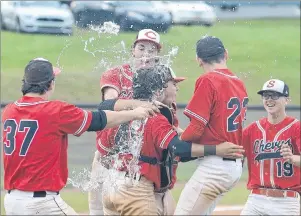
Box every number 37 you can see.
[227,97,249,132]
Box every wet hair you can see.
[21,79,53,95]
[196,36,226,64]
[132,65,171,100]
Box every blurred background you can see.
[1,1,300,215]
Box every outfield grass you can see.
[0,162,250,214]
[1,19,300,105]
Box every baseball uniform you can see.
[241,117,300,215]
[2,96,94,215]
[241,79,300,215]
[100,113,177,215]
[175,68,249,215]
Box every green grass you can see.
[1,162,250,214]
[1,19,300,105]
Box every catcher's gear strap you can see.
[87,111,107,131]
[98,99,117,111]
[139,150,174,193]
[160,106,173,125]
[168,136,192,158]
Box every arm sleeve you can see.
[294,122,300,153]
[100,68,121,96]
[59,102,92,136]
[181,118,206,142]
[183,77,216,126]
[151,115,177,149]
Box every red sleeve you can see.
[151,115,177,149]
[242,126,251,157]
[183,77,216,126]
[58,102,92,137]
[181,118,205,142]
[96,130,111,156]
[100,68,121,95]
[293,122,300,153]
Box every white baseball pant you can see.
[4,190,77,215]
[174,156,242,215]
[241,192,300,215]
[88,151,107,215]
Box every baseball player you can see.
[241,79,300,215]
[88,28,167,215]
[174,36,249,215]
[2,58,158,215]
[98,65,245,215]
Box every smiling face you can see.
[262,91,288,115]
[132,41,159,68]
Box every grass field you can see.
[1,162,250,215]
[0,19,299,214]
[1,19,300,105]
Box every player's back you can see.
[2,96,90,191]
[200,69,248,146]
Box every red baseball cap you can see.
[133,29,162,50]
[168,67,186,83]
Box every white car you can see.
[153,1,217,26]
[1,1,74,34]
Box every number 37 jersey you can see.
[183,69,248,146]
[243,117,300,192]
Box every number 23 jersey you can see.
[243,116,300,192]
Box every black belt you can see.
[8,190,59,197]
[223,158,237,162]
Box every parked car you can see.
[110,1,172,32]
[70,1,115,28]
[1,1,74,34]
[153,1,217,26]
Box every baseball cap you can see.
[257,79,289,97]
[133,29,161,50]
[23,58,61,84]
[196,36,226,60]
[167,67,186,83]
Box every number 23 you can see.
[227,97,249,132]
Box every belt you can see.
[252,188,300,198]
[223,158,237,162]
[8,190,59,197]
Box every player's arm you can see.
[181,78,216,142]
[98,99,164,113]
[58,102,154,136]
[152,116,244,160]
[280,124,301,167]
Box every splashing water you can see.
[61,21,180,191]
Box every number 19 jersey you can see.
[243,117,300,192]
[183,69,248,146]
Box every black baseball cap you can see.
[23,58,61,84]
[196,36,226,60]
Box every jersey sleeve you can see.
[242,126,251,157]
[183,77,216,125]
[58,102,92,137]
[150,115,177,149]
[100,68,121,95]
[293,121,300,153]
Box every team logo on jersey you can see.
[253,138,293,161]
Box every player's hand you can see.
[135,100,163,114]
[280,144,294,164]
[132,106,156,120]
[216,142,245,159]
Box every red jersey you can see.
[97,114,177,190]
[100,64,133,100]
[243,116,300,192]
[98,64,180,188]
[183,69,248,146]
[2,96,92,191]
